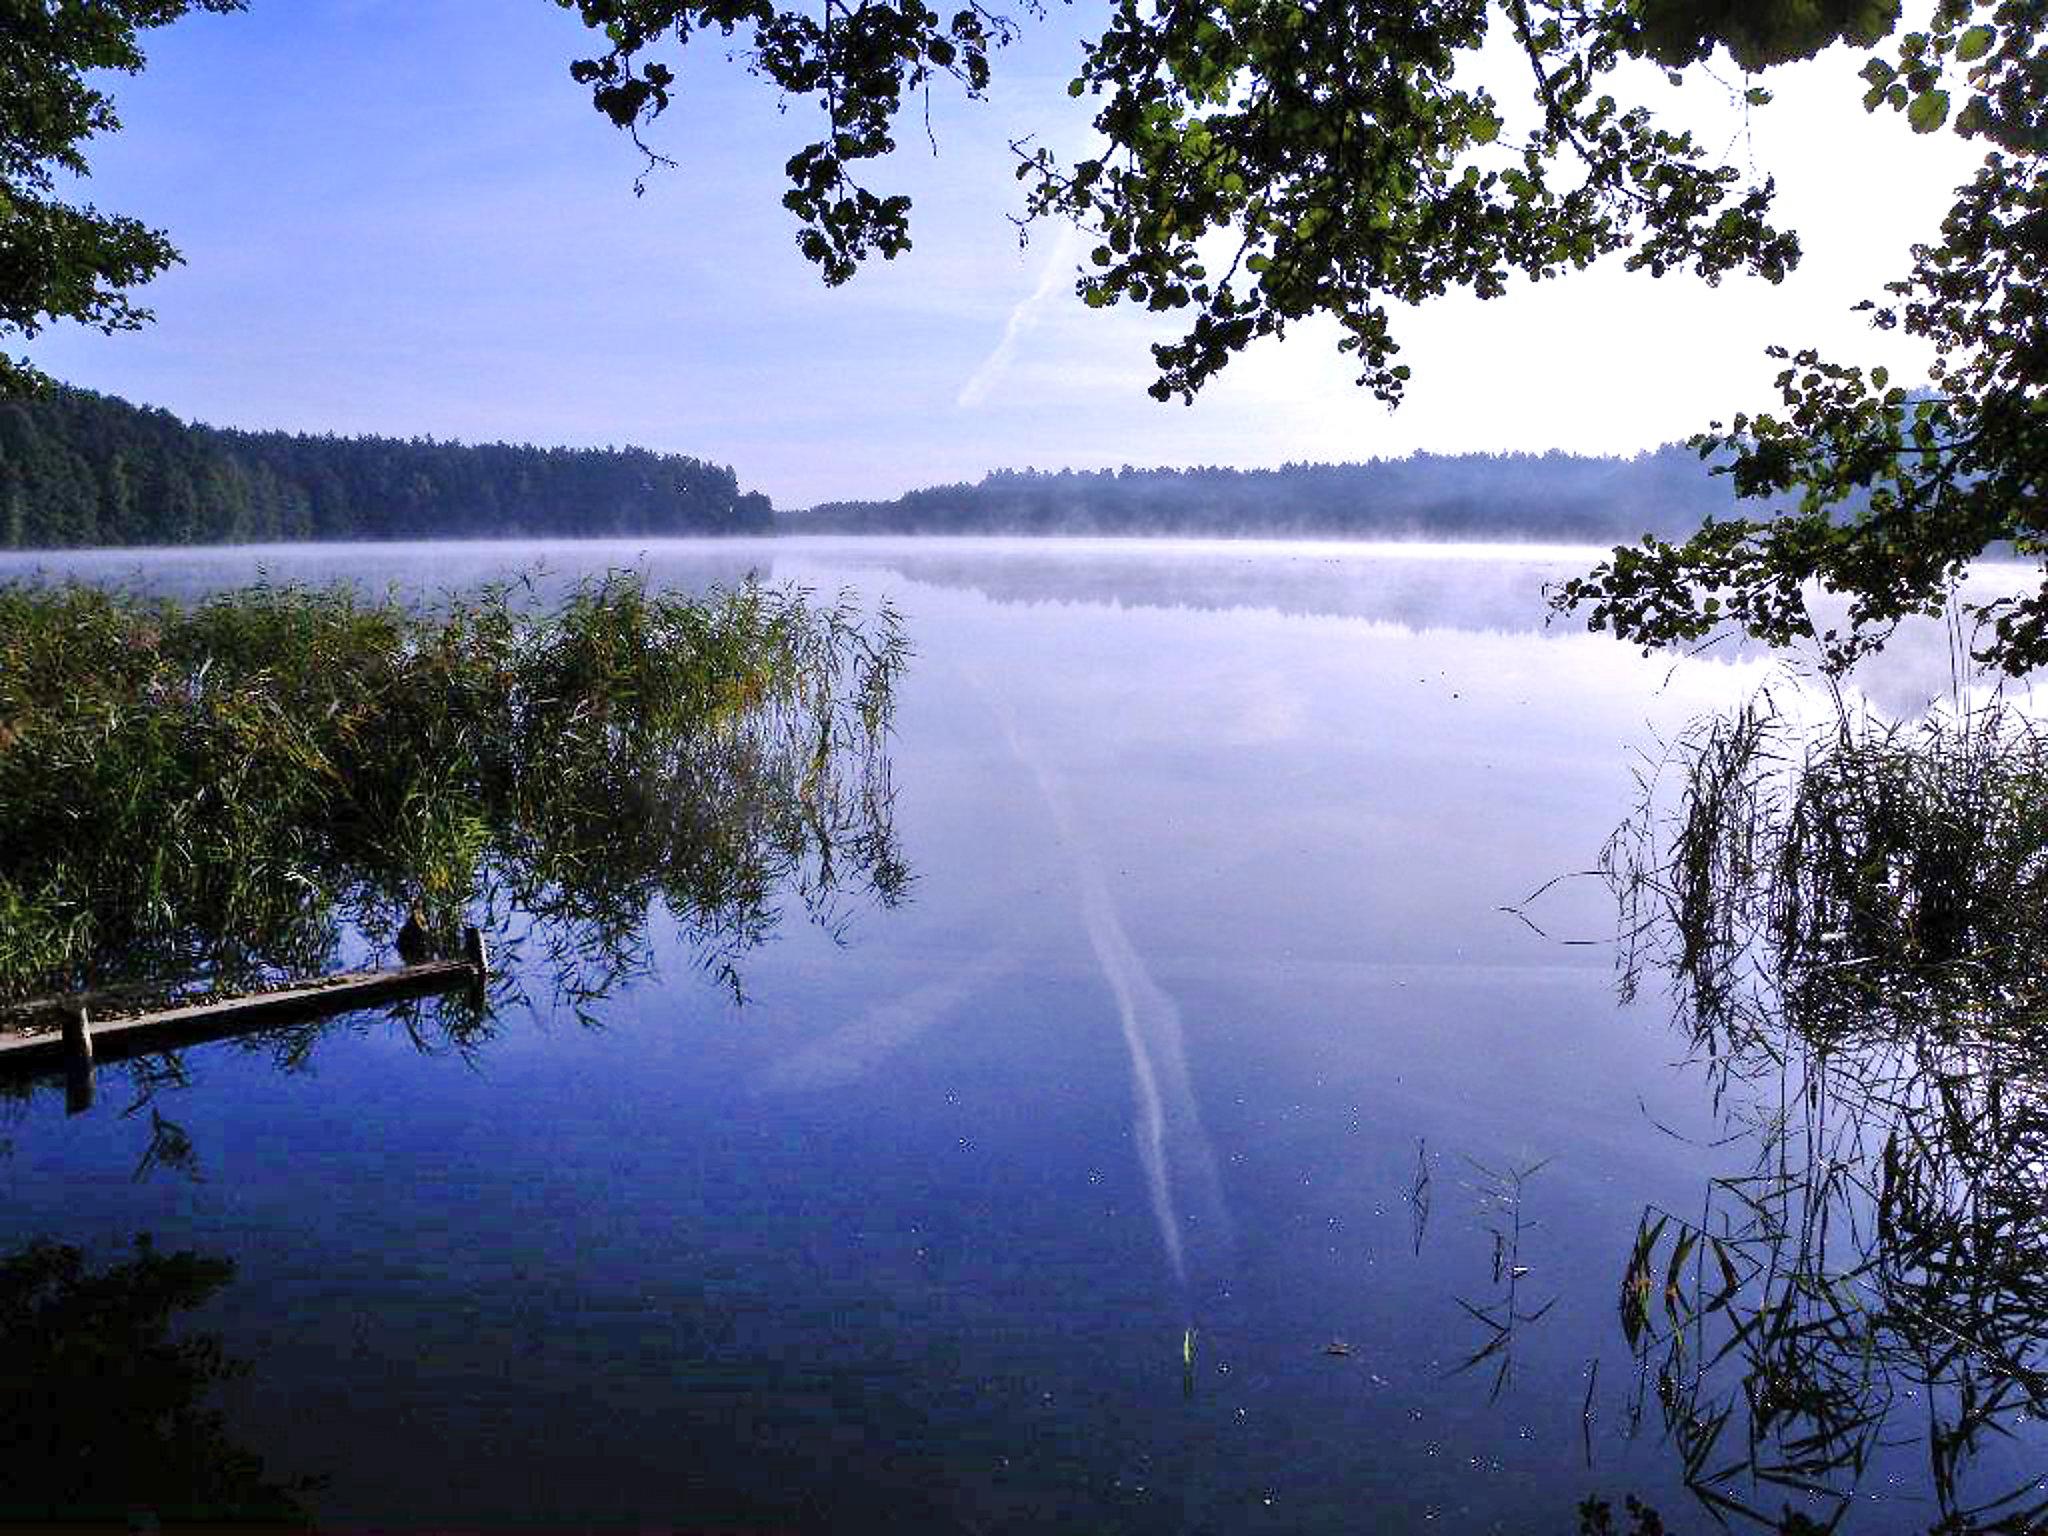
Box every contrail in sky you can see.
[956,227,1082,411]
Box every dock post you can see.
[63,1005,94,1115]
[463,926,490,1012]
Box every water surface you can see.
[1,537,2032,1531]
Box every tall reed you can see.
[1604,684,2048,1530]
[0,572,908,1015]
[1608,688,2048,1052]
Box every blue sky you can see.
[25,1,1980,506]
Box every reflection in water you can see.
[1453,1156,1556,1401]
[1604,687,2048,1531]
[23,538,2043,1531]
[0,568,914,1524]
[810,539,1596,629]
[977,673,1231,1297]
[0,1236,312,1524]
[757,941,1022,1093]
[131,1104,202,1182]
[0,574,909,1146]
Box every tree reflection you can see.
[0,1235,313,1524]
[1605,688,2048,1531]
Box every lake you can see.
[0,536,2038,1531]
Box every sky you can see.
[23,1,1983,508]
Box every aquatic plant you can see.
[1609,687,2048,1052]
[0,572,908,1031]
[1603,686,2048,1531]
[1452,1155,1555,1402]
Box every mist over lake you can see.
[1,537,2038,1532]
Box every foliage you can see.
[1551,2,2044,675]
[0,386,774,546]
[1554,36,2046,672]
[0,0,245,396]
[1600,685,2048,1529]
[566,0,1798,401]
[0,573,908,1019]
[1022,0,1800,407]
[568,0,2044,674]
[1630,0,1905,70]
[0,1233,312,1523]
[1609,686,2048,1039]
[560,0,1020,281]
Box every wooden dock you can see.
[0,929,488,1109]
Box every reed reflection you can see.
[1602,688,2048,1532]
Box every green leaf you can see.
[1955,25,1994,61]
[1709,1238,1739,1298]
[1663,1227,1697,1322]
[1907,88,1949,132]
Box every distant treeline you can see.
[789,446,1768,540]
[0,388,773,548]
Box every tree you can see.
[0,0,245,396]
[0,1234,312,1522]
[561,0,2045,673]
[1553,3,2048,674]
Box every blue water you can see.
[0,538,2031,1530]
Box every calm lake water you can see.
[1,537,2038,1531]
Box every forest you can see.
[790,446,1766,540]
[0,388,774,548]
[0,386,1778,550]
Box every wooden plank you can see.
[0,951,483,1077]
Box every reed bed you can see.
[1609,688,2048,1051]
[0,572,908,1017]
[1605,685,2048,1530]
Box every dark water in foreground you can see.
[1,538,2039,1531]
